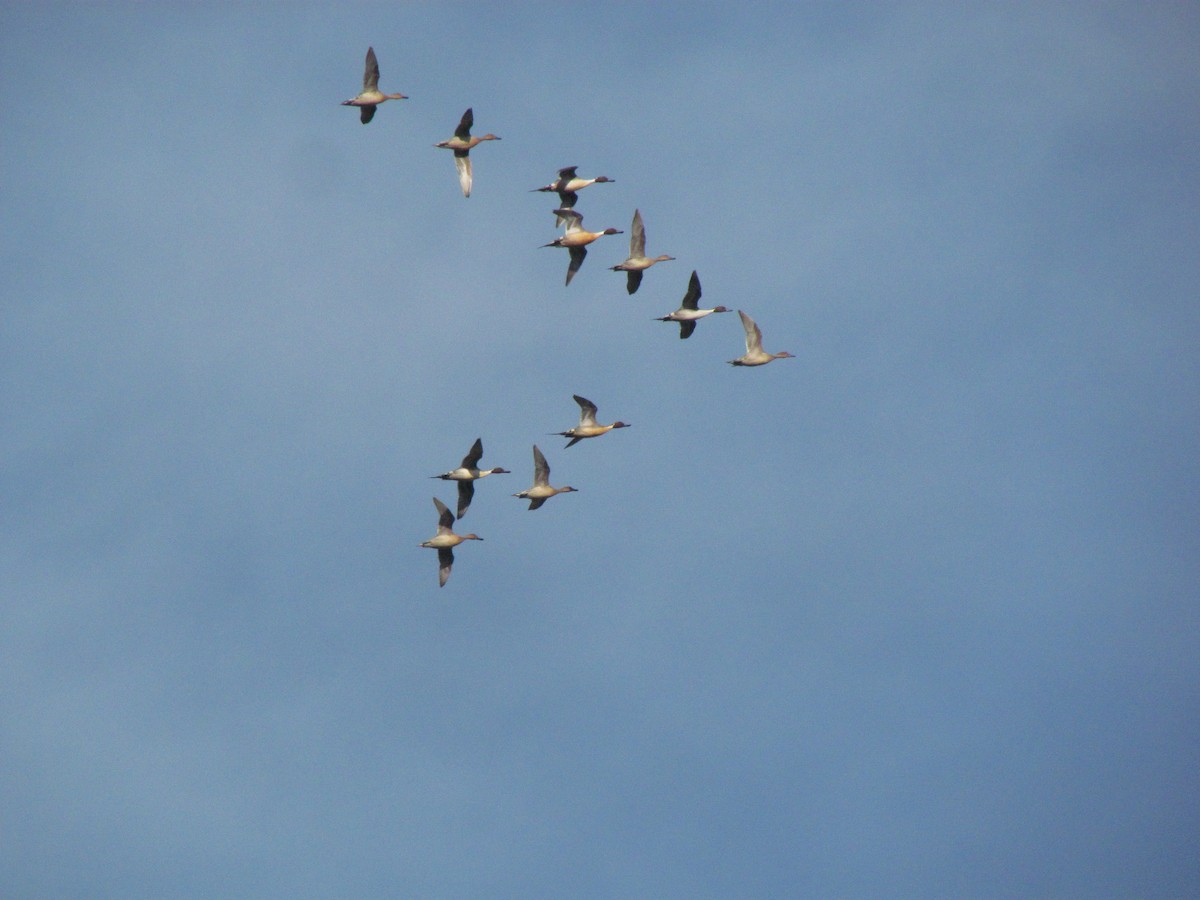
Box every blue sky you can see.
[2,3,1198,896]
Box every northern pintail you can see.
[656,270,729,339]
[531,166,615,225]
[431,437,510,519]
[610,209,675,294]
[556,394,630,448]
[513,444,578,510]
[342,47,408,124]
[419,497,483,587]
[728,310,796,366]
[434,108,501,197]
[541,209,623,286]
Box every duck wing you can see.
[456,481,475,520]
[681,270,702,310]
[565,245,586,285]
[629,209,646,257]
[433,496,455,532]
[461,438,484,469]
[454,107,473,140]
[739,310,763,353]
[532,444,550,485]
[454,155,472,197]
[573,395,599,426]
[363,47,380,92]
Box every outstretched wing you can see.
[556,191,579,215]
[629,209,647,257]
[681,270,702,310]
[454,107,474,140]
[461,438,484,469]
[739,310,763,352]
[433,496,454,531]
[532,444,550,483]
[565,245,587,285]
[456,481,475,520]
[454,155,472,197]
[363,47,380,92]
[573,395,599,425]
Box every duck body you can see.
[542,209,623,285]
[419,497,483,587]
[656,270,729,338]
[434,108,501,197]
[610,209,675,294]
[728,310,796,366]
[532,166,615,225]
[431,438,510,518]
[342,46,407,124]
[556,394,630,448]
[513,445,578,510]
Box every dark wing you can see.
[433,496,454,530]
[461,437,484,469]
[360,105,376,125]
[679,320,697,340]
[556,165,578,180]
[532,444,550,482]
[527,497,547,511]
[564,436,582,449]
[456,481,475,520]
[557,189,579,210]
[363,47,380,92]
[681,270,702,310]
[437,548,454,587]
[625,270,643,295]
[565,246,587,285]
[454,108,474,140]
